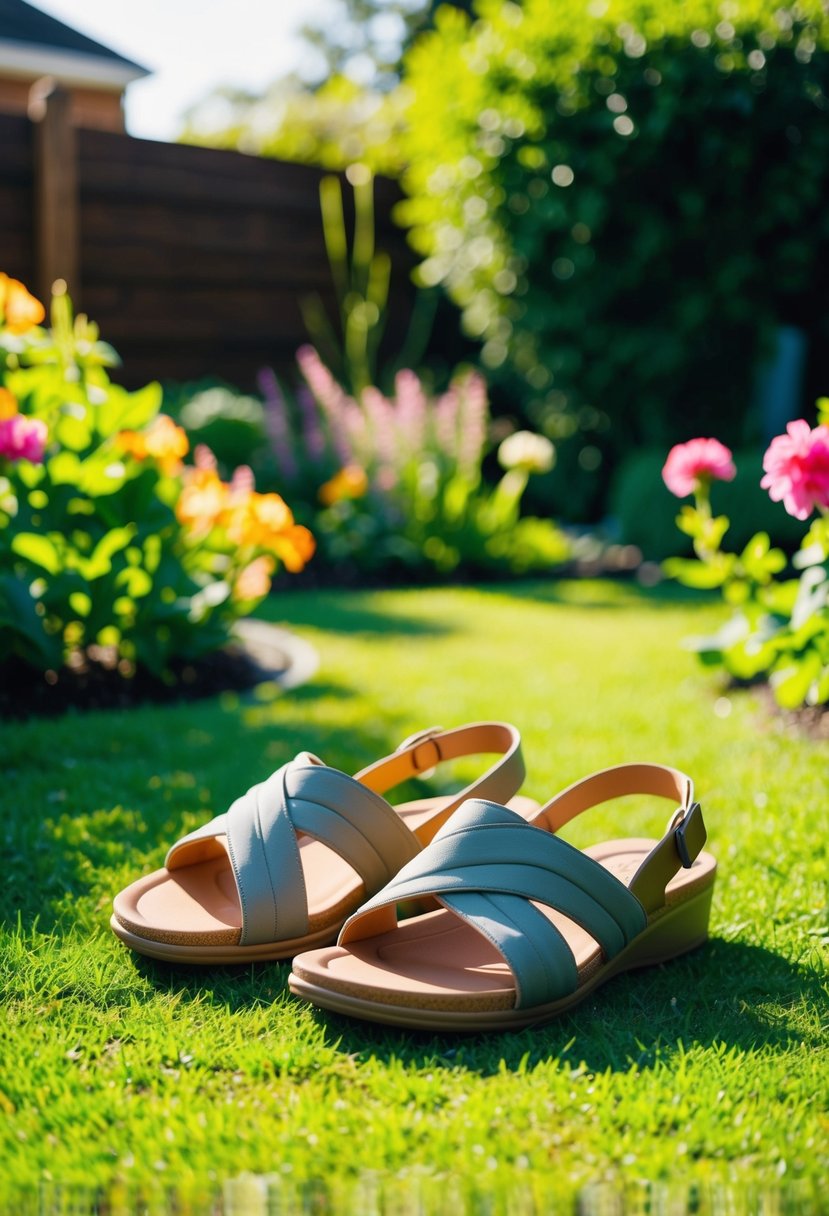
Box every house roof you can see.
[0,0,149,88]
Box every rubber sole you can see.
[109,914,340,965]
[288,884,714,1031]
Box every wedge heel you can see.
[618,884,714,972]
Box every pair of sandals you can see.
[111,723,717,1031]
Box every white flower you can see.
[497,430,555,473]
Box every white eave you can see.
[0,39,148,89]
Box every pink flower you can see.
[229,464,255,497]
[395,369,428,454]
[760,420,829,520]
[0,414,47,464]
[662,438,736,498]
[193,444,217,471]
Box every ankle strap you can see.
[356,722,525,840]
[541,762,707,913]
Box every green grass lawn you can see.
[1,581,827,1214]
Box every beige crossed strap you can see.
[355,722,525,843]
[540,762,707,913]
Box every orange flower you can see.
[227,491,294,549]
[270,523,315,573]
[224,491,314,571]
[117,429,148,461]
[232,555,275,602]
[176,466,228,535]
[0,388,18,420]
[319,464,369,506]
[0,274,45,334]
[118,414,189,476]
[144,415,189,474]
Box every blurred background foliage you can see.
[180,0,829,548]
[400,0,829,524]
[181,0,472,174]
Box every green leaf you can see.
[722,638,777,681]
[78,453,129,497]
[762,578,800,617]
[740,532,787,583]
[68,591,92,618]
[54,408,93,453]
[771,652,823,710]
[674,507,701,540]
[116,566,153,598]
[97,382,162,437]
[700,514,730,551]
[10,532,62,575]
[82,525,137,580]
[723,578,750,606]
[662,556,731,589]
[443,475,472,523]
[47,451,83,485]
[0,573,63,667]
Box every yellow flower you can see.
[118,414,189,476]
[270,524,315,573]
[319,464,369,506]
[0,388,18,420]
[0,274,46,334]
[232,555,275,602]
[227,491,294,549]
[176,467,228,535]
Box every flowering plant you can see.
[0,277,312,680]
[662,415,829,710]
[258,348,568,576]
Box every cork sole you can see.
[288,842,717,1031]
[111,794,539,964]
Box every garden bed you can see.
[0,620,317,720]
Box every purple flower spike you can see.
[258,367,298,483]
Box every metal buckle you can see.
[672,802,700,869]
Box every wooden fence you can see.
[0,90,416,389]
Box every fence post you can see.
[28,78,79,305]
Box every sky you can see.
[30,0,331,141]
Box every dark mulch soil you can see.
[0,636,287,722]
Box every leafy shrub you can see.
[400,0,829,516]
[0,277,313,678]
[257,350,569,577]
[661,415,829,708]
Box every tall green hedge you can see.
[400,0,829,517]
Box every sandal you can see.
[289,762,716,1030]
[111,722,533,963]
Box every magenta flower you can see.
[760,420,829,520]
[0,414,47,464]
[662,438,736,498]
